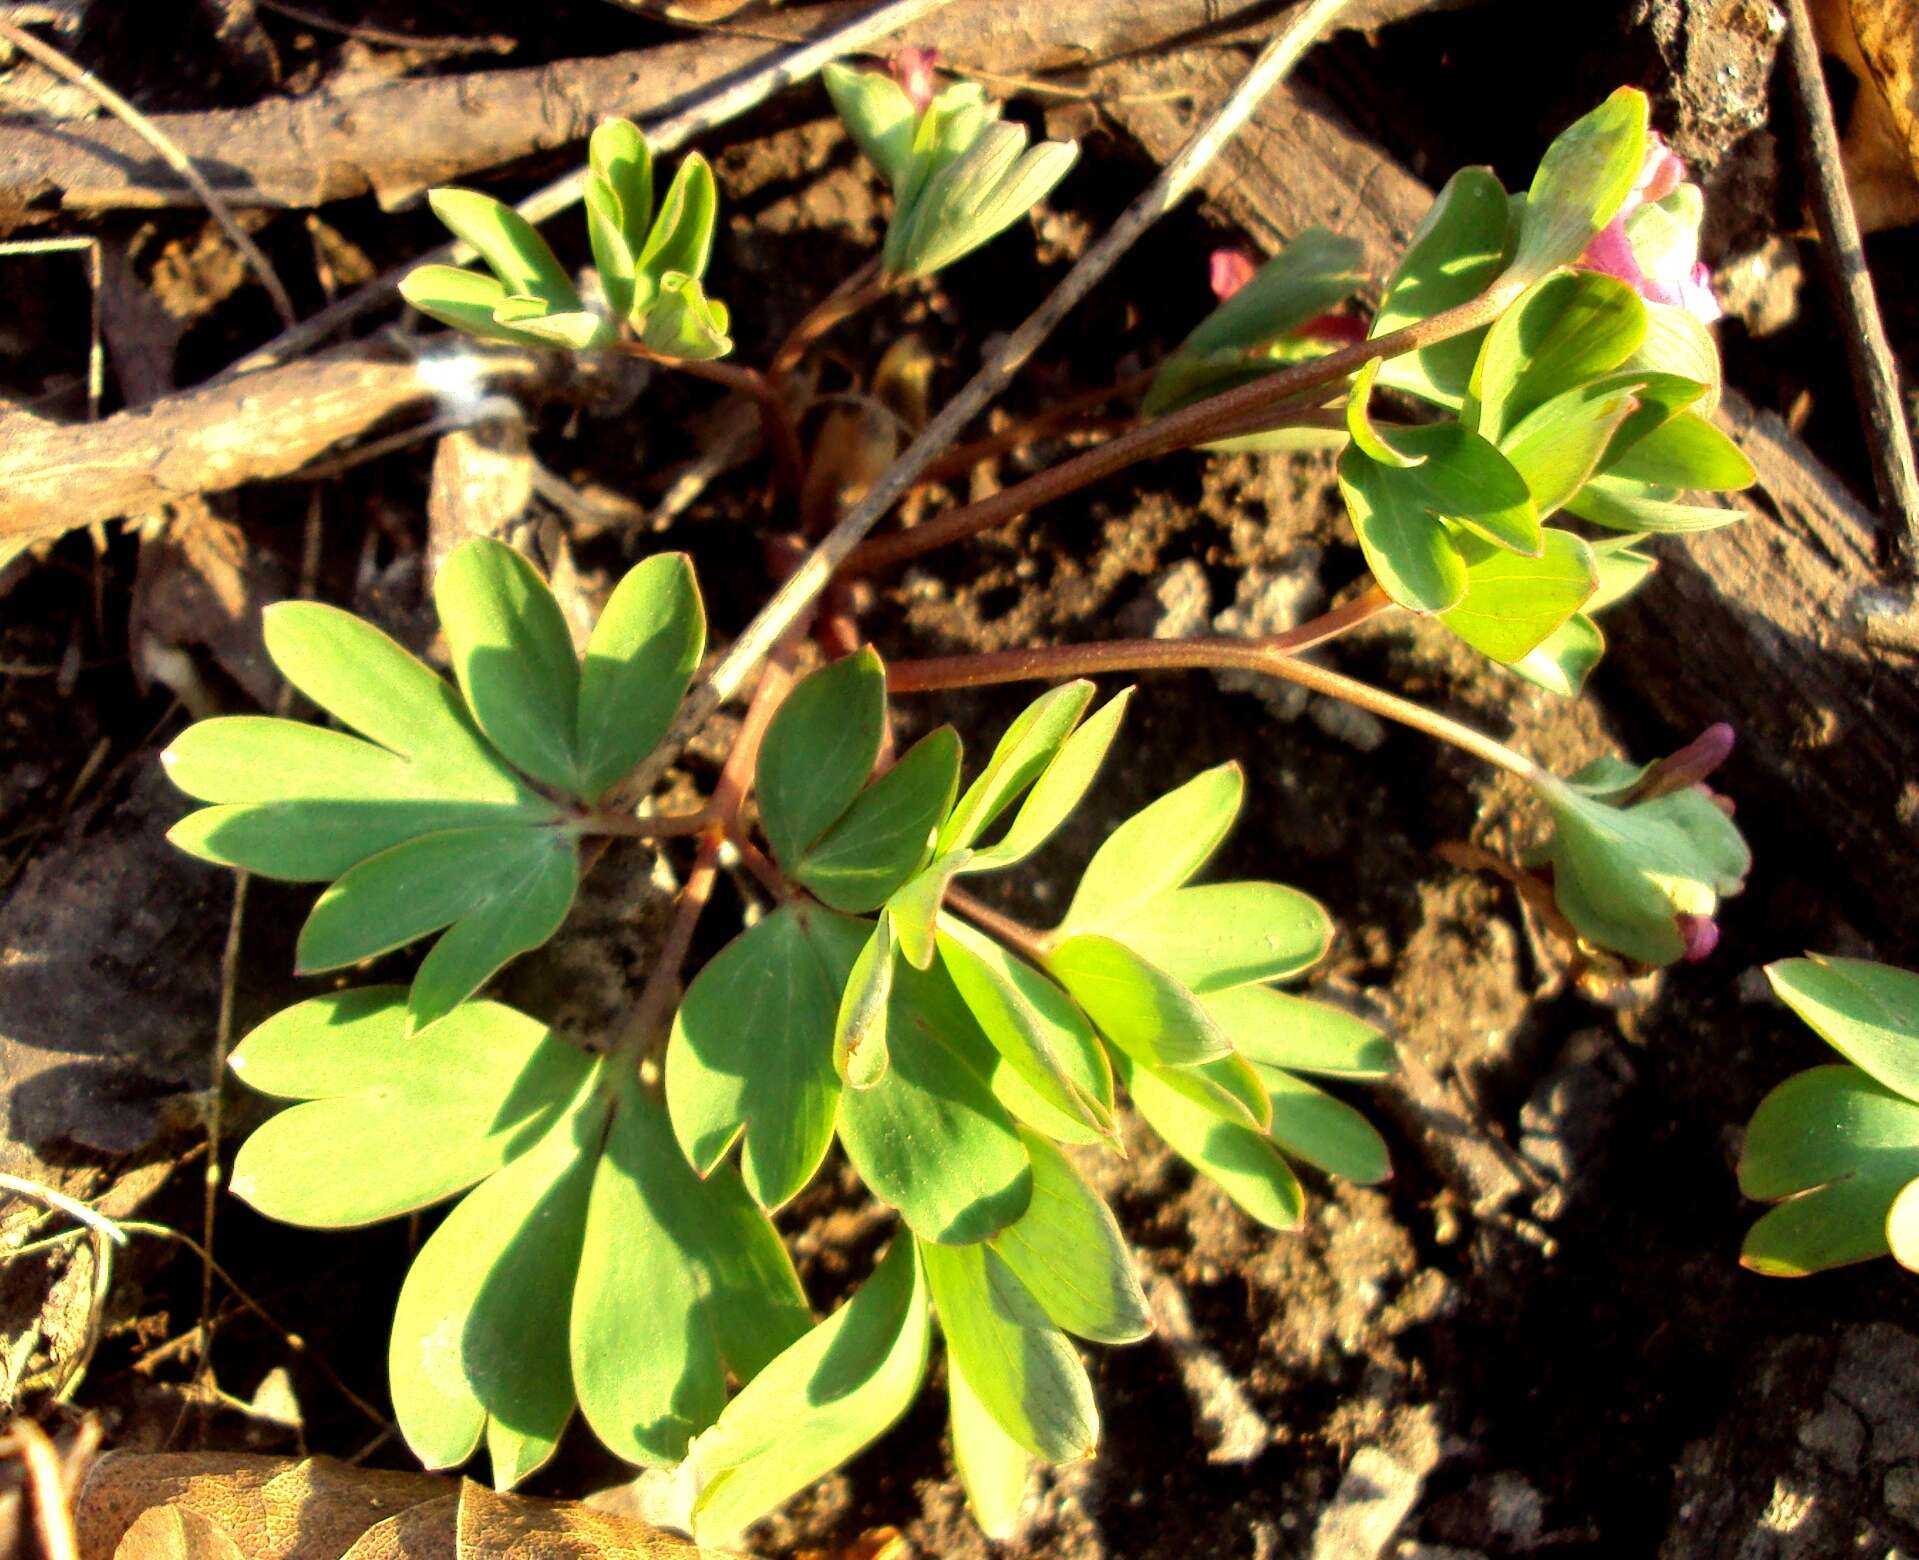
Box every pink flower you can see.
[1209,248,1257,302]
[890,47,940,113]
[1677,914,1721,963]
[1577,131,1721,324]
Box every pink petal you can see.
[1209,248,1258,302]
[1677,914,1720,963]
[890,47,940,112]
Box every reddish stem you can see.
[768,259,890,382]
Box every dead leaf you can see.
[73,1454,744,1560]
[1813,0,1919,231]
[129,499,286,711]
[116,1504,246,1560]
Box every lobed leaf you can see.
[227,988,594,1227]
[757,649,886,870]
[435,540,583,796]
[836,956,1034,1244]
[1201,985,1395,1081]
[1264,1071,1390,1184]
[1767,958,1919,1103]
[939,681,1095,856]
[1043,934,1229,1068]
[1373,167,1514,408]
[989,1130,1149,1345]
[920,1239,1098,1463]
[689,1238,931,1546]
[576,551,705,799]
[1085,881,1333,995]
[1116,1053,1304,1231]
[799,728,962,913]
[949,1350,1033,1540]
[962,690,1130,873]
[1060,762,1243,930]
[1506,87,1649,285]
[1337,444,1470,613]
[1472,269,1646,444]
[823,62,919,189]
[427,188,580,311]
[389,1094,603,1488]
[1440,528,1599,663]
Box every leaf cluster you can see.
[1741,958,1919,1277]
[401,121,731,359]
[164,539,704,1032]
[823,63,1078,280]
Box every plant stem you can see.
[886,593,1549,787]
[911,369,1155,486]
[943,883,1053,962]
[581,807,712,839]
[841,294,1512,578]
[617,342,807,495]
[768,258,890,381]
[610,630,804,1072]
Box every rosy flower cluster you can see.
[1577,130,1720,324]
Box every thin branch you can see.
[629,0,1358,796]
[227,0,960,373]
[0,1170,122,1404]
[3,1418,78,1560]
[1781,0,1919,576]
[0,20,298,328]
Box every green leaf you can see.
[1060,762,1242,930]
[1085,882,1333,994]
[434,539,583,796]
[1542,779,1751,967]
[575,551,704,799]
[163,713,554,881]
[939,681,1096,855]
[1374,167,1514,408]
[1514,612,1606,697]
[1379,422,1542,556]
[1337,444,1470,613]
[1739,1065,1919,1275]
[1043,934,1228,1067]
[1623,300,1722,410]
[293,824,578,1033]
[587,119,653,320]
[800,728,962,913]
[1149,1048,1273,1132]
[889,849,973,971]
[638,271,733,360]
[837,957,1034,1243]
[1144,229,1366,415]
[571,1082,727,1466]
[1441,528,1598,663]
[1499,379,1641,516]
[1566,475,1736,534]
[1264,1071,1390,1183]
[920,1239,1098,1463]
[889,121,1078,279]
[1473,269,1646,444]
[1116,1052,1304,1231]
[389,1092,602,1487]
[400,265,559,348]
[823,62,918,188]
[1345,357,1424,468]
[834,913,897,1090]
[938,915,1114,1141]
[990,1130,1149,1344]
[962,690,1130,872]
[228,988,594,1227]
[1507,87,1649,285]
[667,902,866,1209]
[1200,985,1394,1081]
[757,649,886,869]
[1603,411,1755,490]
[259,602,539,802]
[689,1238,931,1546]
[949,1350,1033,1541]
[1767,957,1919,1102]
[427,188,580,311]
[637,152,718,286]
[695,1162,813,1384]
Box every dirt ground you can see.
[4,1,1919,1556]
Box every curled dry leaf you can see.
[1813,0,1919,232]
[74,1453,742,1560]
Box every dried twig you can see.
[0,19,298,328]
[622,0,1355,800]
[0,1171,125,1404]
[2,1418,80,1560]
[228,0,959,372]
[1781,0,1919,576]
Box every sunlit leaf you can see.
[1440,528,1598,663]
[1264,1071,1390,1184]
[757,650,886,869]
[576,551,704,799]
[1767,957,1919,1103]
[1060,762,1243,930]
[1374,168,1514,408]
[939,681,1095,855]
[1044,934,1228,1067]
[800,728,961,913]
[1506,87,1648,285]
[1117,1053,1304,1231]
[962,690,1129,872]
